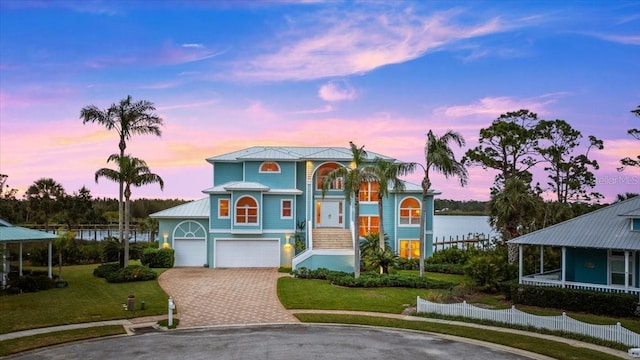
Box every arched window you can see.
[399,198,421,225]
[235,196,258,224]
[316,163,342,190]
[259,162,280,173]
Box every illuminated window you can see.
[399,198,421,225]
[359,216,379,236]
[218,199,229,219]
[281,199,293,219]
[259,161,281,173]
[399,240,421,259]
[316,163,343,190]
[359,182,380,202]
[235,196,258,224]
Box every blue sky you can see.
[1,0,638,202]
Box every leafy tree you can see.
[618,105,640,171]
[488,178,544,242]
[463,109,541,188]
[536,119,604,203]
[54,229,75,279]
[95,154,164,267]
[616,192,639,202]
[366,158,415,262]
[0,174,21,223]
[59,186,94,229]
[417,130,468,277]
[322,141,373,278]
[24,178,66,230]
[80,95,163,257]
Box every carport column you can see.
[624,251,630,293]
[48,240,53,279]
[2,243,6,289]
[561,246,566,288]
[518,245,523,284]
[19,242,23,276]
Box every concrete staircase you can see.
[312,228,353,250]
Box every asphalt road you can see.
[8,324,541,360]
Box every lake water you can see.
[433,215,496,241]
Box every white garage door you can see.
[174,239,207,267]
[215,240,280,268]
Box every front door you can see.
[317,200,343,227]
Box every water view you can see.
[433,215,496,241]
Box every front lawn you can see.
[0,263,169,334]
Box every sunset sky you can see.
[1,0,639,203]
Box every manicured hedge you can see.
[104,265,157,283]
[5,275,56,294]
[140,248,174,268]
[93,262,121,278]
[504,283,639,318]
[291,267,454,289]
[424,263,465,275]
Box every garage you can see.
[215,239,280,268]
[174,238,207,267]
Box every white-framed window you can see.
[359,182,380,202]
[399,197,421,226]
[281,199,293,219]
[218,199,230,219]
[316,163,343,190]
[359,216,379,236]
[399,240,420,259]
[259,161,281,173]
[610,250,634,286]
[235,196,258,225]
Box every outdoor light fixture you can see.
[284,234,292,249]
[162,232,170,249]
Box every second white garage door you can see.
[215,239,280,268]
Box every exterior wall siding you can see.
[209,194,231,230]
[566,248,607,285]
[296,254,353,272]
[262,194,296,231]
[244,161,296,188]
[213,163,243,185]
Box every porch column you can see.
[624,251,630,293]
[540,245,544,274]
[2,243,6,289]
[19,243,23,276]
[518,245,523,284]
[48,240,53,279]
[561,247,566,288]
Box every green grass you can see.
[394,270,467,284]
[294,314,622,360]
[0,325,126,357]
[278,277,441,313]
[0,263,169,334]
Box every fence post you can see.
[510,305,515,325]
[562,312,566,333]
[616,322,621,344]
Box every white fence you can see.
[416,297,640,348]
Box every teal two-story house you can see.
[509,196,640,295]
[150,146,438,272]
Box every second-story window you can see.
[260,162,281,173]
[236,196,258,224]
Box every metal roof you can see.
[509,197,640,250]
[619,207,640,217]
[202,181,301,195]
[149,198,210,219]
[206,146,394,163]
[0,220,58,243]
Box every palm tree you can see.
[80,96,163,256]
[417,130,468,276]
[322,141,373,278]
[95,154,164,267]
[366,158,415,273]
[25,178,66,231]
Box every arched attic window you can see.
[259,162,281,173]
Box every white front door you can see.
[317,200,342,227]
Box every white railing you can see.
[521,276,640,295]
[416,297,640,348]
[307,220,313,250]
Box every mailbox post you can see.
[168,296,175,327]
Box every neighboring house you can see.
[508,196,640,295]
[150,146,439,271]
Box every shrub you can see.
[424,263,465,275]
[7,275,56,293]
[505,284,639,318]
[140,248,174,268]
[93,262,121,278]
[395,258,419,270]
[104,265,157,283]
[291,267,454,289]
[464,253,517,291]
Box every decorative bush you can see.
[7,275,56,293]
[93,262,121,278]
[505,284,639,318]
[464,253,517,291]
[395,258,419,270]
[427,246,476,265]
[424,263,465,275]
[104,265,157,283]
[291,267,454,289]
[140,248,174,268]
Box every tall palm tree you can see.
[95,154,164,267]
[417,130,468,276]
[25,178,66,231]
[322,141,373,278]
[366,158,415,272]
[80,96,163,255]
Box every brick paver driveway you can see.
[158,268,298,328]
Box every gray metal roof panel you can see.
[0,225,58,242]
[149,198,210,218]
[509,197,640,250]
[619,207,640,217]
[206,146,395,162]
